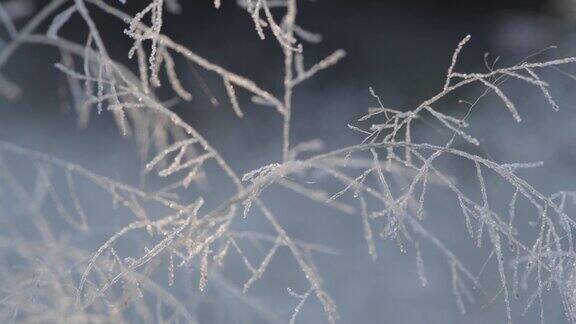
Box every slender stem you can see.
[0,0,67,69]
[282,0,297,161]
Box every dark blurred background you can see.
[3,0,576,170]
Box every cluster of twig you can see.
[0,0,575,323]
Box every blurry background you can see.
[1,0,576,323]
